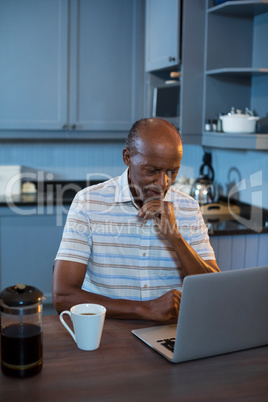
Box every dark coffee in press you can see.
[1,323,42,377]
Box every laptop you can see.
[132,266,268,363]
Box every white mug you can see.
[59,303,106,351]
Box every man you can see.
[53,118,219,322]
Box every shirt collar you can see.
[115,168,132,203]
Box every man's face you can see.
[123,128,183,207]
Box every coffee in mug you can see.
[80,313,96,315]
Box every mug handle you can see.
[59,311,76,343]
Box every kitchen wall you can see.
[0,140,126,181]
[1,139,267,208]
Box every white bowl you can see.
[220,114,259,133]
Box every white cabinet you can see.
[145,0,181,72]
[0,0,143,132]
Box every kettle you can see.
[190,154,216,205]
[0,283,44,378]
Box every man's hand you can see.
[142,289,181,323]
[139,199,178,238]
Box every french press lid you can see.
[0,284,44,315]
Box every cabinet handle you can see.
[169,56,176,62]
[62,124,78,130]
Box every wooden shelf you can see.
[202,131,268,150]
[208,1,268,17]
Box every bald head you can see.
[125,118,182,156]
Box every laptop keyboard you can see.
[157,337,176,352]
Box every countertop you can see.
[0,180,88,206]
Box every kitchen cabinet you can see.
[202,0,268,150]
[69,0,143,131]
[0,0,144,132]
[145,0,181,72]
[0,207,66,303]
[210,232,268,271]
[144,0,206,144]
[0,0,68,130]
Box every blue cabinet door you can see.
[145,0,180,72]
[69,0,144,131]
[0,0,68,130]
[0,210,66,303]
[210,233,268,271]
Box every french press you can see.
[0,283,44,378]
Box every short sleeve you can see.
[55,192,92,265]
[189,205,216,261]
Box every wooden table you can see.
[1,315,268,401]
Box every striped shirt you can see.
[56,169,215,301]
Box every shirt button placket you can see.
[140,224,151,299]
